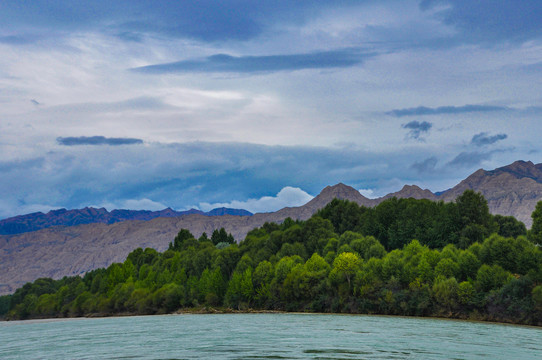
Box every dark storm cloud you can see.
[57,136,143,146]
[132,49,372,74]
[402,121,432,140]
[446,149,509,168]
[411,157,438,173]
[388,104,508,117]
[470,132,507,147]
[0,141,439,219]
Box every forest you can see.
[1,190,542,325]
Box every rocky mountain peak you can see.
[494,160,542,182]
[305,183,375,209]
[395,185,437,200]
[320,183,362,197]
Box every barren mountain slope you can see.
[3,161,542,295]
[0,184,370,294]
[379,185,438,201]
[439,161,542,227]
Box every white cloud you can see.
[0,202,59,219]
[97,198,168,211]
[358,189,376,199]
[199,186,314,213]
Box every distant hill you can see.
[0,207,253,235]
[381,184,438,201]
[373,160,542,227]
[2,160,542,295]
[0,183,375,295]
[437,160,542,227]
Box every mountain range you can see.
[1,160,542,295]
[0,207,252,235]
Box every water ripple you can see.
[1,314,541,360]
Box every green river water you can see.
[1,313,540,359]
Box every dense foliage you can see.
[2,193,541,326]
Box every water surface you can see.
[1,313,540,359]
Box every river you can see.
[1,313,541,359]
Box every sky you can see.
[1,0,542,218]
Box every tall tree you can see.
[456,190,495,247]
[169,229,196,251]
[529,201,542,245]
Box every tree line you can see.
[1,190,541,325]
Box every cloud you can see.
[0,140,523,220]
[388,104,508,117]
[0,158,45,172]
[470,132,507,147]
[358,189,376,199]
[2,1,541,51]
[0,141,442,219]
[57,136,143,146]
[411,157,438,173]
[96,198,168,212]
[446,150,503,168]
[402,121,432,140]
[46,97,173,114]
[0,1,363,43]
[0,35,39,45]
[0,1,259,42]
[199,186,314,214]
[133,49,372,74]
[421,0,542,45]
[115,31,144,43]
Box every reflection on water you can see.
[1,314,541,360]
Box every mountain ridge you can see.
[2,160,542,295]
[437,160,542,226]
[0,206,253,235]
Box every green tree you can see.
[434,258,459,279]
[199,268,225,305]
[198,232,209,242]
[494,214,527,238]
[457,281,475,305]
[433,277,459,311]
[330,252,361,289]
[529,201,542,245]
[169,229,196,251]
[225,269,253,309]
[316,198,366,234]
[457,250,481,281]
[475,264,512,293]
[533,285,542,310]
[152,283,183,313]
[456,190,495,247]
[0,295,12,316]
